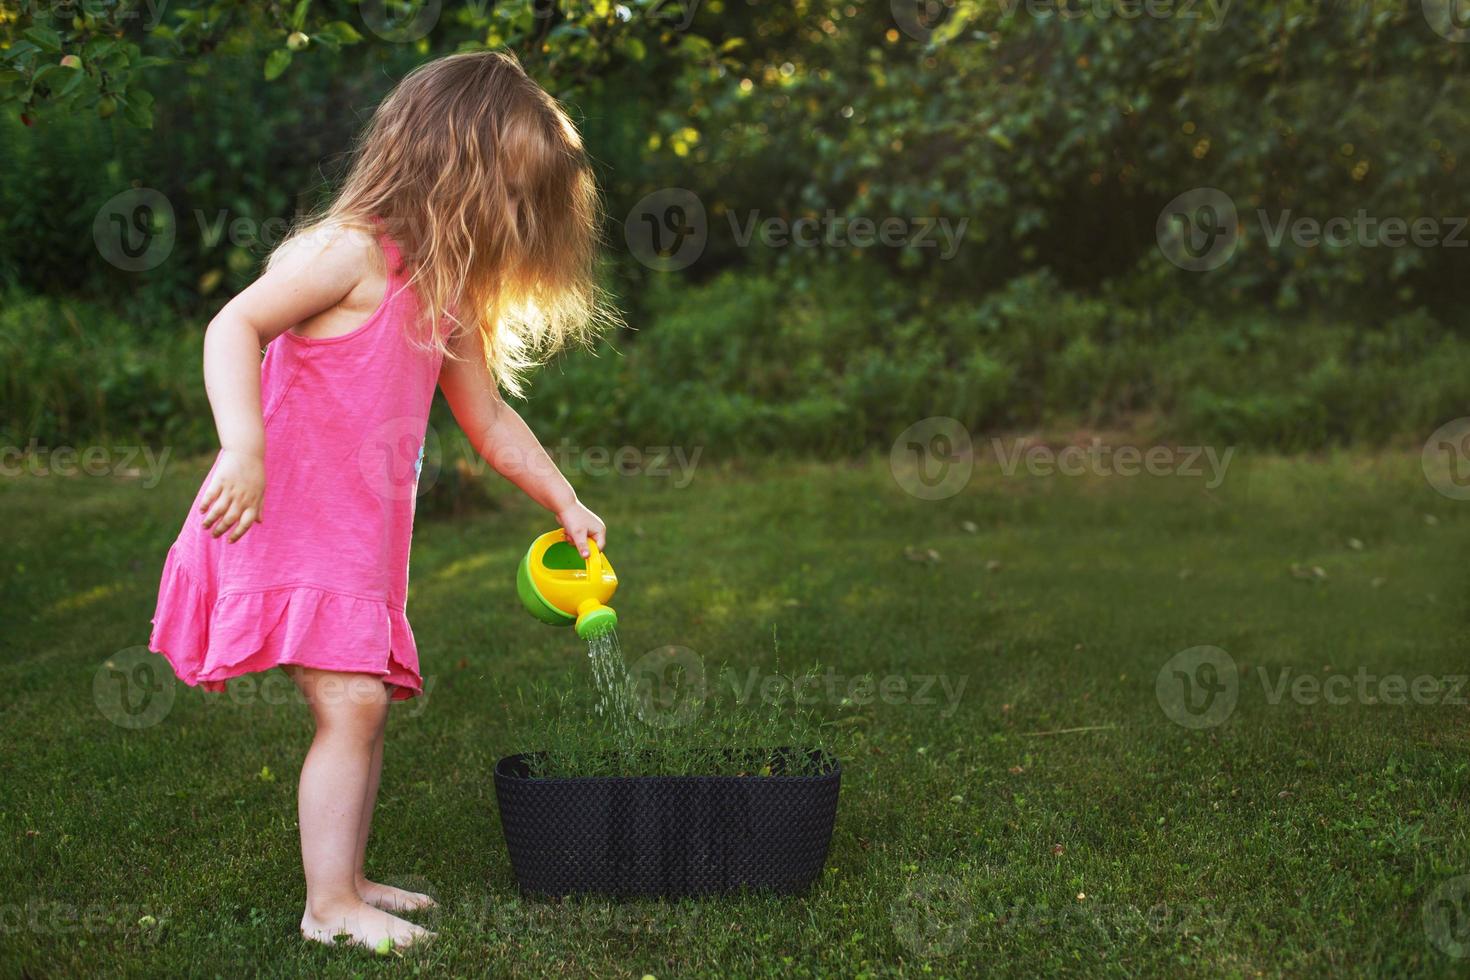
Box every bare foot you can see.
[357,878,438,914]
[301,898,433,951]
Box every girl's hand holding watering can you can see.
[556,500,606,559]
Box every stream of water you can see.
[584,628,637,741]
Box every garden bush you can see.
[519,265,1470,454]
[0,290,206,451]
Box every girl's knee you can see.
[316,702,388,746]
[294,670,390,735]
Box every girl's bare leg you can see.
[287,667,430,949]
[353,692,435,912]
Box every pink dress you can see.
[149,231,441,700]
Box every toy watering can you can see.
[516,529,618,638]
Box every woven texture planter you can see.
[493,750,841,897]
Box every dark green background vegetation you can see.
[4,0,1468,456]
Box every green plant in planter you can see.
[497,659,847,897]
[517,662,846,780]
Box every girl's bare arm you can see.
[438,330,606,556]
[199,228,375,541]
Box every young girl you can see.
[148,52,609,950]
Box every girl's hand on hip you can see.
[200,449,266,542]
[556,501,606,558]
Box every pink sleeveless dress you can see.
[149,231,441,700]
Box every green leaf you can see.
[322,21,364,44]
[122,97,153,129]
[290,0,311,30]
[264,48,292,81]
[23,26,63,54]
[677,35,713,59]
[3,41,41,65]
[83,38,117,61]
[58,67,88,97]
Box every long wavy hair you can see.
[274,51,609,395]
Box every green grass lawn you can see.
[3,448,1469,977]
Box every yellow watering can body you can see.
[517,530,618,638]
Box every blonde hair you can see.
[276,51,609,395]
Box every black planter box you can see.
[493,750,841,897]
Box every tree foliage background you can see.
[3,0,1469,455]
